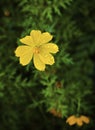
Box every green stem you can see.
[77,98,81,116]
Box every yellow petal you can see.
[76,118,83,126]
[15,45,33,56]
[30,30,41,44]
[33,53,45,71]
[41,43,59,53]
[66,115,77,126]
[80,116,90,124]
[39,52,54,65]
[15,45,33,65]
[30,30,53,45]
[20,36,34,46]
[39,32,53,45]
[19,54,33,66]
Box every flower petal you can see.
[15,45,33,56]
[30,30,53,45]
[41,43,59,53]
[66,115,77,126]
[76,118,83,126]
[33,53,45,71]
[30,30,41,44]
[39,32,53,45]
[39,52,55,65]
[19,54,33,66]
[20,36,34,46]
[15,45,33,65]
[80,116,90,124]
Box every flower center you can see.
[34,47,40,54]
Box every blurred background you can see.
[0,0,95,130]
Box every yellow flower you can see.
[15,30,59,71]
[66,115,90,126]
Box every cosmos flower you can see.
[49,108,62,118]
[66,115,90,126]
[15,30,59,71]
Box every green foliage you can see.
[0,0,95,130]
